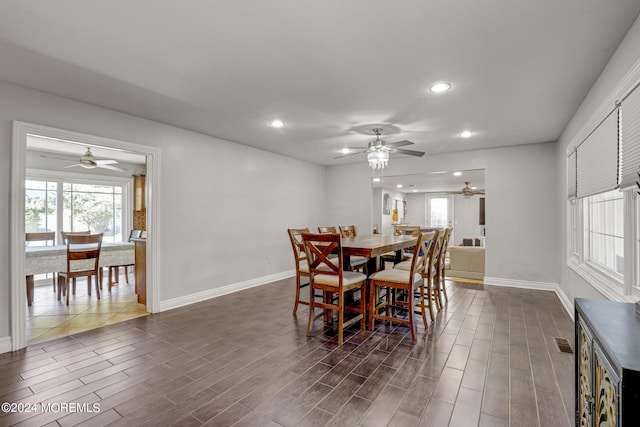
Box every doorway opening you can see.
[11,121,160,350]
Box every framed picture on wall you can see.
[383,193,391,215]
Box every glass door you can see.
[426,195,453,228]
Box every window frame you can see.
[568,188,639,302]
[26,168,133,244]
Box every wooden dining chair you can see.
[434,227,452,307]
[302,232,366,345]
[337,225,369,273]
[58,233,103,305]
[368,231,435,340]
[106,229,142,291]
[288,228,312,315]
[59,230,92,290]
[25,231,57,292]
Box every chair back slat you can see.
[410,231,436,277]
[318,226,337,234]
[25,232,56,246]
[339,225,357,238]
[302,232,342,277]
[60,230,91,244]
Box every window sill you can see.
[568,258,637,303]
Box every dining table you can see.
[341,233,417,273]
[25,242,135,306]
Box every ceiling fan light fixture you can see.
[80,163,97,169]
[368,149,389,169]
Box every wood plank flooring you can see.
[0,278,575,426]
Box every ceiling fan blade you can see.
[391,148,425,157]
[63,163,82,169]
[98,164,126,172]
[96,159,118,165]
[40,154,76,162]
[387,140,414,147]
[334,150,367,159]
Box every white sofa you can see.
[446,246,485,280]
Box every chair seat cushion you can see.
[369,268,421,285]
[393,257,423,271]
[314,271,367,287]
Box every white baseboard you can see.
[0,336,11,354]
[483,276,574,319]
[484,276,557,291]
[555,285,575,320]
[159,270,295,312]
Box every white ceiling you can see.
[1,1,640,169]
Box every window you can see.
[569,188,638,300]
[583,189,624,278]
[63,183,123,243]
[25,180,57,235]
[25,173,130,244]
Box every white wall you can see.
[0,81,326,342]
[556,14,640,304]
[453,194,483,246]
[404,193,426,226]
[326,141,559,286]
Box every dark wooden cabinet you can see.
[132,238,146,305]
[575,298,640,426]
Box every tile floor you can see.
[26,271,148,344]
[2,277,575,426]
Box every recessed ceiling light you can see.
[396,184,403,188]
[269,119,285,128]
[460,130,473,138]
[429,82,451,93]
[453,171,462,176]
[412,189,418,193]
[341,148,350,154]
[471,186,477,190]
[372,177,381,183]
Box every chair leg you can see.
[337,291,344,346]
[306,284,315,337]
[52,273,56,293]
[87,276,92,296]
[441,270,449,303]
[66,277,70,306]
[359,283,366,332]
[425,277,435,321]
[293,273,301,315]
[418,282,429,331]
[95,273,101,299]
[368,281,376,330]
[124,266,129,284]
[72,278,76,295]
[408,287,415,341]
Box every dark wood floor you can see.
[0,278,575,426]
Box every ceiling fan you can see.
[334,128,425,169]
[448,181,485,197]
[40,148,126,171]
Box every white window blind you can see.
[576,109,619,198]
[568,151,577,199]
[619,85,640,190]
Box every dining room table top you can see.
[341,233,417,258]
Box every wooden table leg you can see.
[26,275,34,306]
